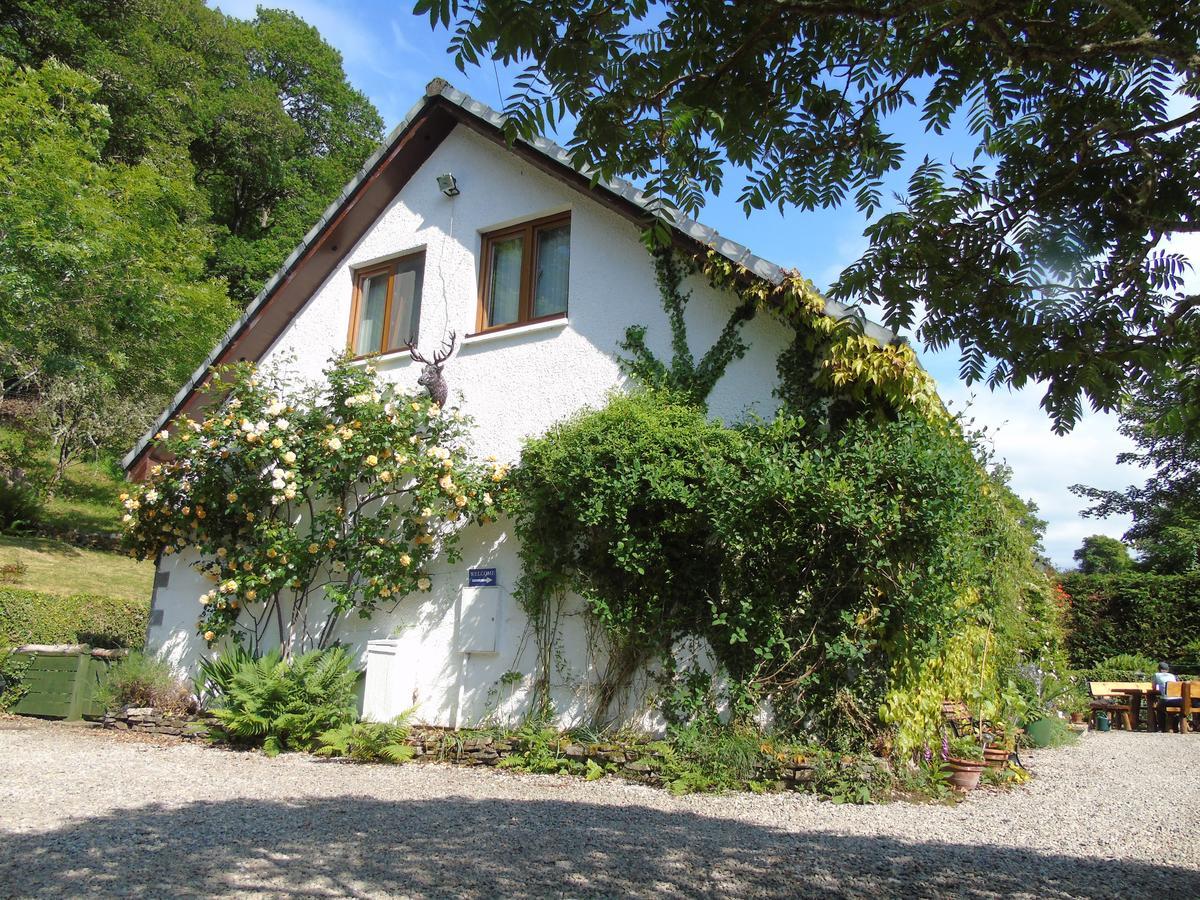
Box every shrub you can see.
[96,652,195,715]
[513,392,1061,755]
[195,643,256,707]
[315,713,416,763]
[0,474,42,532]
[1059,573,1200,667]
[122,357,506,655]
[206,646,360,756]
[1087,653,1161,680]
[0,587,148,649]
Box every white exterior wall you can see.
[147,125,792,729]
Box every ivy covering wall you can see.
[508,239,1064,756]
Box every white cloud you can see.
[934,376,1139,568]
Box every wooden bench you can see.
[1159,681,1199,734]
[1088,681,1150,730]
[940,699,1019,741]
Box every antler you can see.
[434,331,457,365]
[408,343,431,365]
[409,331,457,367]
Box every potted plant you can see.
[1066,692,1090,726]
[981,729,1012,768]
[943,735,986,791]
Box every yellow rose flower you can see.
[244,590,256,601]
[271,437,284,449]
[379,470,393,483]
[399,553,411,567]
[227,492,238,503]
[307,543,320,554]
[203,630,216,642]
[417,576,432,591]
[365,454,378,467]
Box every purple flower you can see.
[940,736,949,760]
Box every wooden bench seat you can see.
[1088,681,1151,730]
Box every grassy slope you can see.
[1,441,152,601]
[41,457,129,534]
[0,534,153,602]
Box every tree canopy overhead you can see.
[416,0,1200,430]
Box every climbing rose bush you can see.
[122,357,507,653]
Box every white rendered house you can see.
[125,80,900,729]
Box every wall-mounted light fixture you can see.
[437,173,460,197]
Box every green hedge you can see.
[0,588,149,650]
[1059,573,1200,668]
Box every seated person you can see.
[1153,661,1180,731]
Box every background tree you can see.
[1072,535,1135,575]
[0,1,384,500]
[0,0,383,305]
[0,57,235,477]
[416,0,1200,431]
[1073,364,1200,574]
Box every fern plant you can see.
[315,711,416,764]
[207,647,360,756]
[195,644,255,708]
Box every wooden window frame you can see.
[346,250,425,358]
[474,211,571,335]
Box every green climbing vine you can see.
[617,249,757,409]
[699,251,943,424]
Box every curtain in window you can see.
[385,267,422,350]
[488,235,523,326]
[355,274,389,354]
[533,224,570,317]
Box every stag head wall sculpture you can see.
[409,332,457,408]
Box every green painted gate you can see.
[7,646,124,720]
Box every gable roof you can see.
[123,78,898,477]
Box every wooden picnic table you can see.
[1113,687,1158,732]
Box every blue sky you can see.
[211,0,1175,566]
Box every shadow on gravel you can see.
[0,796,1192,898]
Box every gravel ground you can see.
[1,718,1197,898]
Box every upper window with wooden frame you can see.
[477,212,571,333]
[348,252,425,357]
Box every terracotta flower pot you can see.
[945,757,985,791]
[983,746,1010,769]
[1070,713,1086,725]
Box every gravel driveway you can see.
[1,718,1196,898]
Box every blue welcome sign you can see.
[468,568,497,587]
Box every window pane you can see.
[487,235,523,326]
[533,223,570,318]
[354,274,388,354]
[385,261,423,351]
